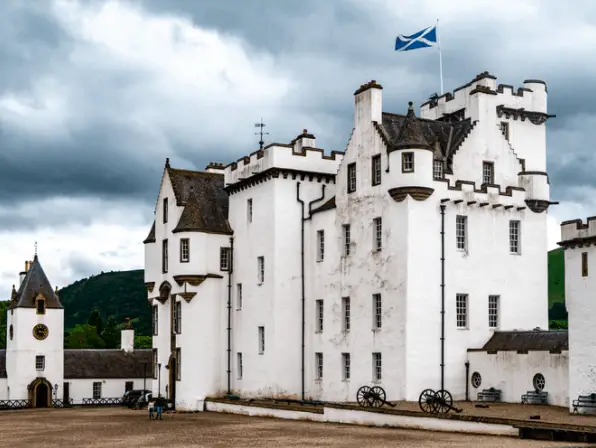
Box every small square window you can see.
[401,152,414,172]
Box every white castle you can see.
[144,72,570,411]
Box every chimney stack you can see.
[19,261,28,286]
[121,318,135,353]
[353,80,383,129]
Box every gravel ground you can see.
[0,407,592,447]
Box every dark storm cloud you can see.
[0,0,595,219]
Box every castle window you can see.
[9,325,13,340]
[488,295,499,328]
[162,239,168,274]
[373,293,382,330]
[257,256,265,284]
[482,161,494,184]
[373,352,382,381]
[433,159,444,179]
[500,121,509,140]
[402,152,414,172]
[315,299,323,333]
[153,349,158,379]
[456,294,468,328]
[176,348,181,381]
[373,217,382,251]
[180,239,189,263]
[315,353,323,380]
[93,382,102,399]
[220,247,231,271]
[152,305,158,336]
[258,326,265,354]
[343,224,351,256]
[342,297,351,332]
[247,198,253,223]
[236,284,243,310]
[372,154,382,186]
[582,252,588,277]
[237,352,243,379]
[163,198,168,224]
[456,215,467,251]
[509,220,521,254]
[35,355,45,371]
[347,163,357,193]
[342,353,351,381]
[36,298,46,315]
[317,230,325,261]
[174,301,181,334]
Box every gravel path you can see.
[0,407,591,447]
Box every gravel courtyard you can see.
[0,407,591,447]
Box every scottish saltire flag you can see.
[395,25,437,51]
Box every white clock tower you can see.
[5,254,64,407]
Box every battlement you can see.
[224,129,343,187]
[560,217,596,246]
[420,71,549,121]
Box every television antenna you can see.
[254,118,269,150]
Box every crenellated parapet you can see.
[223,129,343,187]
[420,71,551,122]
[559,217,596,248]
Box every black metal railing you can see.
[52,399,74,408]
[0,399,31,410]
[82,397,123,406]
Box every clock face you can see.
[33,324,49,341]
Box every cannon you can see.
[356,385,396,408]
[418,389,462,415]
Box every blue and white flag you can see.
[395,25,437,51]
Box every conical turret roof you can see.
[10,255,63,309]
[392,102,434,151]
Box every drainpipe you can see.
[440,204,446,391]
[227,236,234,396]
[465,361,470,401]
[296,183,326,402]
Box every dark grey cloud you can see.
[0,0,594,224]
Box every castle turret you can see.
[387,102,435,202]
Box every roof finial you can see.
[165,158,170,168]
[34,241,38,258]
[406,101,416,118]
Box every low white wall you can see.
[467,350,568,407]
[205,401,518,437]
[0,379,7,400]
[66,378,150,404]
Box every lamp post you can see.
[157,363,161,398]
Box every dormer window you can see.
[36,296,46,315]
[402,152,414,172]
[163,198,168,224]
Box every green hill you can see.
[57,269,150,336]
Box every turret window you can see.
[402,152,414,172]
[371,155,382,186]
[36,298,46,315]
[433,160,444,179]
[180,239,190,263]
[347,163,357,193]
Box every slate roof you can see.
[381,106,475,172]
[143,221,156,244]
[469,330,568,352]
[311,197,336,215]
[9,256,63,310]
[0,349,152,379]
[63,349,153,379]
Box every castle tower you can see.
[6,255,64,407]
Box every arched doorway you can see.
[27,378,53,408]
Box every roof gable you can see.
[10,256,62,309]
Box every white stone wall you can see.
[65,378,149,404]
[562,219,596,411]
[5,307,64,400]
[0,379,7,399]
[467,350,568,407]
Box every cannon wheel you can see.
[356,385,372,407]
[370,386,386,407]
[418,388,436,414]
[434,389,453,414]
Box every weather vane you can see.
[254,118,269,150]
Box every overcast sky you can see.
[0,0,592,298]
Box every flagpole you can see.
[437,19,444,95]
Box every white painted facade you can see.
[145,72,557,410]
[66,378,149,405]
[559,218,596,412]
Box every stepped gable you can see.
[10,255,63,310]
[64,349,153,379]
[381,104,474,164]
[167,167,232,235]
[469,330,568,352]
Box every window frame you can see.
[371,154,382,186]
[347,163,357,193]
[401,152,414,172]
[180,238,190,263]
